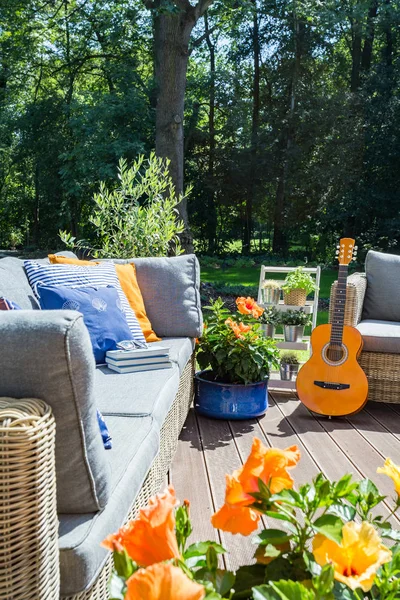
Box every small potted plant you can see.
[259,306,280,339]
[261,279,281,305]
[280,309,311,342]
[282,266,316,306]
[280,351,300,380]
[195,297,280,419]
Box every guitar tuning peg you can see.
[336,244,340,249]
[354,246,358,250]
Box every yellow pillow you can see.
[48,255,161,342]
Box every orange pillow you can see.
[48,255,161,342]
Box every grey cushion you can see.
[0,257,40,308]
[149,337,195,375]
[96,363,180,426]
[0,311,111,513]
[110,255,203,337]
[357,319,400,353]
[59,415,159,596]
[363,250,400,321]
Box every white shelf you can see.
[268,371,297,390]
[261,301,313,314]
[276,341,309,351]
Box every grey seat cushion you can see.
[363,250,400,321]
[149,337,195,374]
[59,415,159,596]
[0,311,111,513]
[357,320,400,353]
[95,363,180,426]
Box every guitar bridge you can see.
[314,381,350,390]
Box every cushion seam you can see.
[192,255,202,335]
[65,315,101,509]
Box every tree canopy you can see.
[1,0,399,259]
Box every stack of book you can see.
[105,346,171,374]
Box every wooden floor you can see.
[170,391,400,571]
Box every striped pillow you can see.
[24,261,146,345]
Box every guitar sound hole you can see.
[326,344,345,363]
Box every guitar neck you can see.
[330,264,348,345]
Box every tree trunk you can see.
[204,13,217,253]
[243,0,260,254]
[383,0,393,67]
[153,7,196,252]
[350,19,362,92]
[361,0,379,72]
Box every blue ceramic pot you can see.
[194,370,269,420]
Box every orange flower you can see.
[126,563,205,600]
[225,317,251,339]
[377,458,400,497]
[102,486,180,566]
[313,521,391,592]
[236,297,264,319]
[212,438,300,535]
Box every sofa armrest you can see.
[0,311,111,514]
[0,397,59,597]
[329,272,367,326]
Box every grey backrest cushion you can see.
[363,250,400,321]
[0,311,111,513]
[0,257,40,308]
[112,254,203,337]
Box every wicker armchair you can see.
[330,273,400,403]
[0,356,194,600]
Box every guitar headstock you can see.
[336,238,357,265]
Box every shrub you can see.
[280,309,312,326]
[280,351,300,365]
[60,153,185,258]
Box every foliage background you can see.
[1,0,399,259]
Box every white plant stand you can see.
[257,265,321,391]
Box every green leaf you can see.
[184,541,226,558]
[232,565,267,599]
[112,549,135,579]
[253,580,315,600]
[206,545,219,572]
[253,529,291,547]
[382,529,400,542]
[312,515,343,544]
[327,503,356,522]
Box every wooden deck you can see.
[170,391,400,571]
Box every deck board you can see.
[170,393,400,568]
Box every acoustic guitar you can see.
[296,238,368,417]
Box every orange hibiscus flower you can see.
[102,486,180,566]
[225,318,251,339]
[126,563,205,600]
[313,521,391,592]
[236,297,264,319]
[377,458,400,497]
[211,438,300,535]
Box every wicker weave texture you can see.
[283,289,307,306]
[359,352,400,404]
[329,272,367,327]
[63,355,195,600]
[0,398,59,600]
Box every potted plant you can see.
[280,351,300,380]
[195,297,280,419]
[259,305,280,338]
[280,309,311,342]
[260,279,281,305]
[282,266,317,306]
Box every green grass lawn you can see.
[201,264,337,299]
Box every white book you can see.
[107,362,173,374]
[106,355,170,367]
[106,346,170,360]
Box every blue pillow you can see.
[24,261,146,346]
[97,410,112,450]
[37,284,134,363]
[0,297,22,310]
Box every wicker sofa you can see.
[0,253,202,600]
[329,249,400,403]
